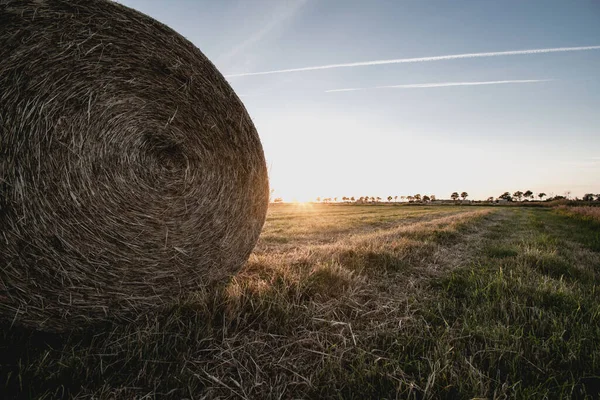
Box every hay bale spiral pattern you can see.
[0,0,269,331]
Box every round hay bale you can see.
[0,0,269,331]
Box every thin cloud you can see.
[217,0,308,68]
[225,45,600,78]
[325,79,552,93]
[324,88,363,93]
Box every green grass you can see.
[424,209,600,398]
[484,245,519,258]
[2,205,600,399]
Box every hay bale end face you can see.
[0,0,269,331]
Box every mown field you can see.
[2,204,600,399]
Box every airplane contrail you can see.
[224,45,600,78]
[325,79,552,92]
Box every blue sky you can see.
[120,0,600,201]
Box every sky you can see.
[119,0,600,201]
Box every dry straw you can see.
[0,0,269,331]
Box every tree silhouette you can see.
[499,192,512,201]
[538,193,546,201]
[414,194,421,202]
[387,196,393,202]
[487,196,494,202]
[394,196,398,202]
[461,192,468,200]
[523,190,533,200]
[583,193,595,201]
[351,196,355,202]
[430,195,436,201]
[513,191,524,201]
[451,192,459,201]
[423,195,430,202]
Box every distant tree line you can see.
[313,194,437,204]
[493,191,600,203]
[271,191,600,204]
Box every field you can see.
[2,204,600,399]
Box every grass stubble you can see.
[1,204,599,399]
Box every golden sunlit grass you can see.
[2,204,600,398]
[259,203,470,249]
[556,205,600,223]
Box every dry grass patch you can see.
[556,205,600,223]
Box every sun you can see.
[291,200,314,210]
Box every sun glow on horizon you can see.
[259,109,599,202]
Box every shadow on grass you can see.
[0,296,224,399]
[0,325,81,398]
